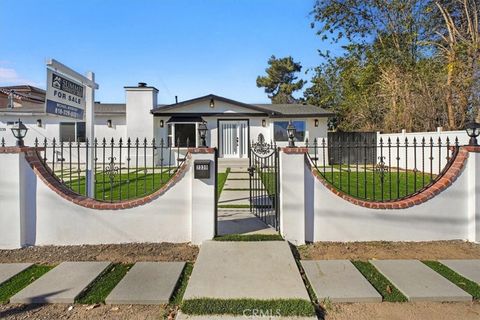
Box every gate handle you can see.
[247,166,255,177]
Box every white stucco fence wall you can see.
[0,148,216,249]
[279,147,480,245]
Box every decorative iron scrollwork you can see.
[106,157,119,185]
[375,156,388,182]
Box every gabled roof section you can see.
[151,94,278,115]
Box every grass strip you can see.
[218,204,251,209]
[170,262,194,305]
[0,265,53,304]
[217,168,230,197]
[423,261,480,299]
[76,263,132,304]
[181,298,315,316]
[214,234,283,241]
[351,261,407,302]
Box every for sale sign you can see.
[45,69,86,120]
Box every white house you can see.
[0,83,332,159]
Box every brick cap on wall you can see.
[281,147,309,154]
[0,146,44,153]
[307,147,470,210]
[21,149,191,210]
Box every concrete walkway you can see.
[183,241,310,301]
[176,312,317,320]
[371,260,471,302]
[218,160,276,235]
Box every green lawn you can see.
[352,261,407,302]
[217,168,230,197]
[318,168,437,201]
[76,264,132,304]
[63,170,175,201]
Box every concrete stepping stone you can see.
[0,263,33,286]
[301,260,382,303]
[105,262,185,305]
[218,190,250,205]
[371,260,471,302]
[184,241,310,301]
[439,260,480,284]
[10,261,111,304]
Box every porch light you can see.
[198,121,208,147]
[287,121,296,148]
[107,119,112,128]
[262,119,266,127]
[11,119,28,147]
[209,98,215,108]
[37,119,42,127]
[314,119,319,127]
[465,121,480,146]
[159,119,164,128]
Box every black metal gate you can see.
[248,137,279,230]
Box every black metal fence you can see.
[306,136,459,202]
[31,137,191,202]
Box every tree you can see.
[256,55,305,104]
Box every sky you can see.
[0,0,342,104]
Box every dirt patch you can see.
[325,301,480,320]
[0,243,198,265]
[298,240,480,260]
[0,303,172,320]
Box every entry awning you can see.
[166,116,204,123]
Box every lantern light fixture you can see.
[107,119,112,128]
[159,119,164,128]
[262,119,266,127]
[314,119,319,127]
[209,98,215,108]
[37,119,42,127]
[287,121,297,148]
[11,118,28,147]
[465,121,480,146]
[198,121,208,147]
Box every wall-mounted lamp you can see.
[466,121,480,146]
[314,119,319,127]
[262,119,266,127]
[37,119,42,127]
[159,119,164,128]
[209,98,215,108]
[107,119,112,128]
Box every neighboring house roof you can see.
[151,94,334,118]
[0,102,126,116]
[0,85,46,104]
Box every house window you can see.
[168,123,196,147]
[59,122,86,142]
[273,121,306,142]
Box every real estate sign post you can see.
[46,59,99,198]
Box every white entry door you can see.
[219,120,248,158]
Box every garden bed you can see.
[0,243,198,264]
[298,240,480,260]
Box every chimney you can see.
[124,83,158,141]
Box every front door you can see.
[219,120,248,158]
